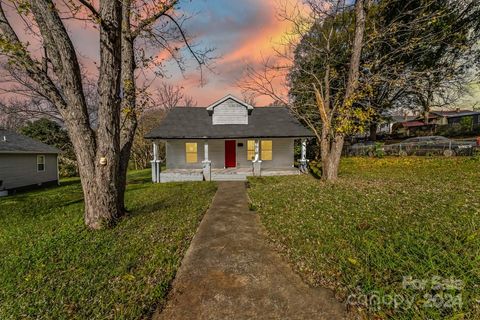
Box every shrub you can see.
[374,142,384,158]
[308,160,322,179]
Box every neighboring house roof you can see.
[0,129,60,154]
[145,107,315,139]
[430,110,480,118]
[400,121,430,128]
[389,115,418,123]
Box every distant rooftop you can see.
[430,110,480,118]
[0,129,60,154]
[400,121,430,128]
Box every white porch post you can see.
[202,140,211,181]
[151,141,161,183]
[253,139,262,176]
[299,138,308,173]
[204,140,209,161]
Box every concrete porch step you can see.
[211,174,247,181]
[160,173,203,182]
[157,168,300,183]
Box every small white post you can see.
[204,141,209,161]
[153,142,158,160]
[202,140,211,181]
[151,141,160,183]
[301,139,307,161]
[299,138,308,173]
[253,139,262,176]
[254,139,260,162]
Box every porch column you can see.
[204,140,209,161]
[202,140,211,181]
[299,138,308,173]
[151,141,161,183]
[253,139,262,176]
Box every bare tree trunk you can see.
[319,0,367,181]
[323,139,344,180]
[83,0,124,228]
[423,109,430,125]
[369,122,378,141]
[320,125,345,180]
[422,94,430,124]
[117,0,138,212]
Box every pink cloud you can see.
[161,0,303,106]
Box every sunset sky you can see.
[1,0,297,107]
[163,0,294,106]
[3,0,478,108]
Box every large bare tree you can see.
[312,0,368,180]
[240,0,370,180]
[241,0,480,179]
[0,0,209,229]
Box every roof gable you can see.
[206,94,254,111]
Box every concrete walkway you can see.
[154,182,345,320]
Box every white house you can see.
[145,95,314,182]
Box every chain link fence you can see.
[345,138,480,157]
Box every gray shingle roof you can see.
[0,129,60,154]
[145,107,315,139]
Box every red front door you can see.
[225,140,236,168]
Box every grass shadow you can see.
[127,199,173,217]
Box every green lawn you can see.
[248,157,480,319]
[0,170,216,319]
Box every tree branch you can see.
[131,0,178,38]
[77,0,101,20]
[0,2,67,110]
[163,12,203,67]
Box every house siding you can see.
[259,138,294,169]
[166,140,203,169]
[165,138,295,170]
[212,99,248,125]
[0,153,58,190]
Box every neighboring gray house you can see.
[145,95,314,182]
[0,129,60,194]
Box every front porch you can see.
[150,138,309,183]
[158,167,301,182]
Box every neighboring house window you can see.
[247,140,255,160]
[261,140,273,160]
[185,143,198,163]
[37,155,45,172]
